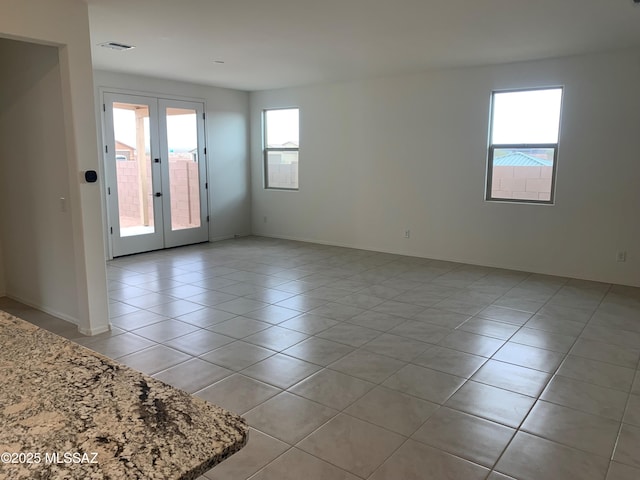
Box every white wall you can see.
[93,71,251,248]
[0,0,109,334]
[251,49,640,287]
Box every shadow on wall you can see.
[0,38,59,112]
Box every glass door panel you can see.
[112,102,155,237]
[159,99,208,248]
[165,107,201,231]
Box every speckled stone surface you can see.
[0,310,247,480]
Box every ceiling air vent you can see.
[99,42,135,51]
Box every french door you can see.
[103,93,208,257]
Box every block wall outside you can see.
[115,157,199,228]
[169,157,201,229]
[115,158,151,226]
[268,163,299,189]
[491,166,553,201]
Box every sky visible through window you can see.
[113,108,197,152]
[113,108,148,149]
[166,113,197,152]
[265,108,299,147]
[492,88,562,144]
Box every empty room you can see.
[1,0,640,479]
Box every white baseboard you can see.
[3,293,114,336]
[5,293,81,326]
[210,233,251,242]
[251,232,392,254]
[78,324,112,336]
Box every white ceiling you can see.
[86,0,640,92]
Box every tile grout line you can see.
[605,307,640,477]
[482,282,611,478]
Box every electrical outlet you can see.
[616,251,627,262]
[404,229,410,239]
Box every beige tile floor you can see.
[2,236,640,480]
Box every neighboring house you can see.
[268,141,299,165]
[115,140,135,161]
[493,151,553,167]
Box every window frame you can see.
[263,107,299,191]
[486,87,563,205]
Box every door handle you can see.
[154,192,163,197]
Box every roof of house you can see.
[115,140,136,151]
[493,151,553,167]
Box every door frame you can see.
[99,88,210,259]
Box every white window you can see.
[264,108,299,190]
[486,88,563,203]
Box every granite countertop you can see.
[0,310,248,480]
